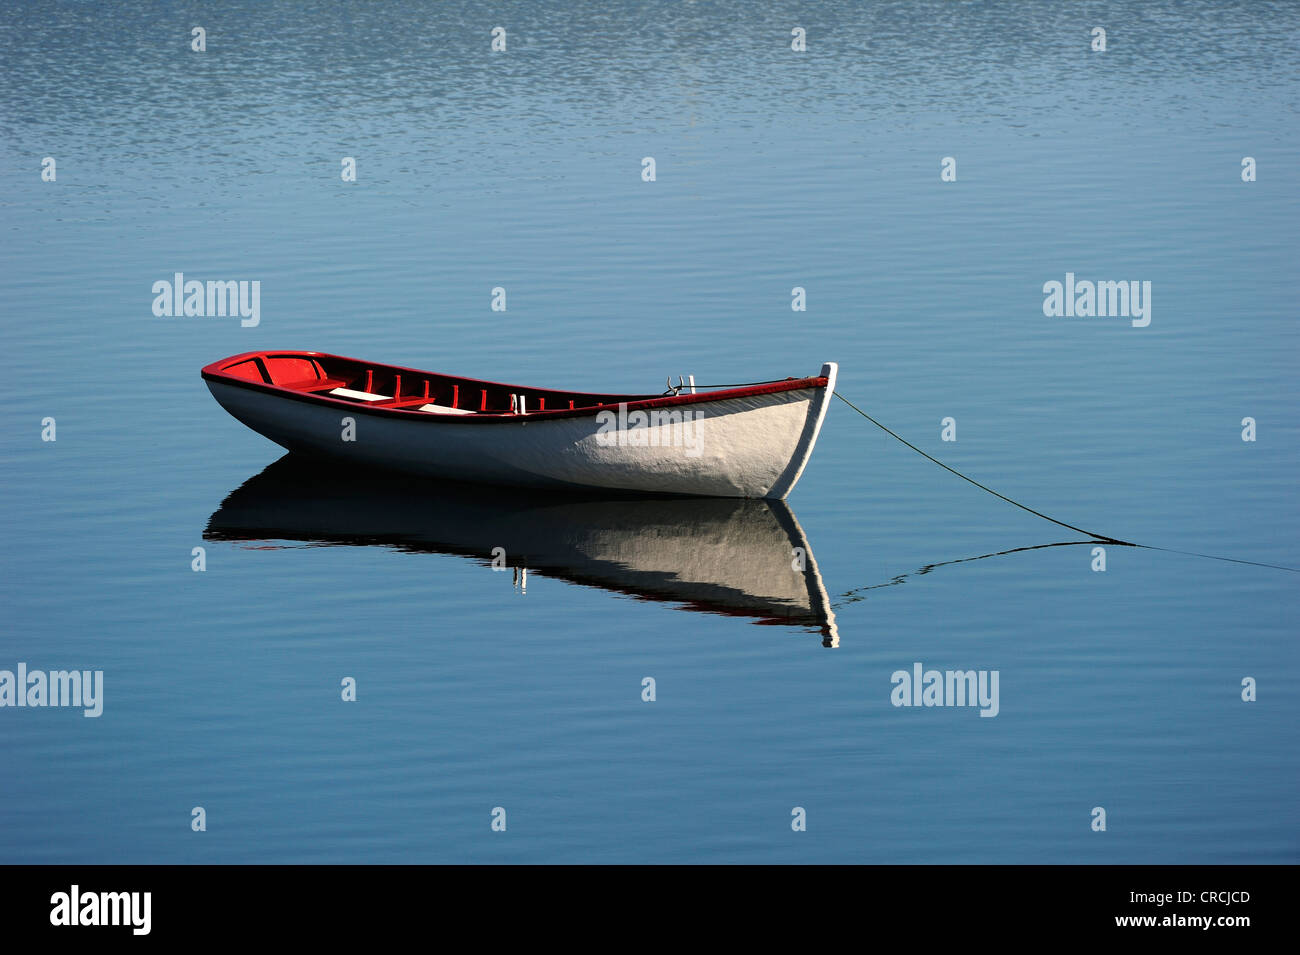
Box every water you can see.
[1,0,1297,863]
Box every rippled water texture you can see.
[1,1,1297,862]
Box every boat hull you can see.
[202,353,837,499]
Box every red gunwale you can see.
[201,350,829,423]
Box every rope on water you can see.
[833,390,1300,573]
[833,392,1128,544]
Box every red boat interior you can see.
[210,351,659,415]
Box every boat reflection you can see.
[205,455,840,646]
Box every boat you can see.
[205,455,840,646]
[201,350,838,498]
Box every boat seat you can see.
[329,387,392,402]
[277,377,348,393]
[417,403,474,415]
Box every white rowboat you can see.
[202,351,838,499]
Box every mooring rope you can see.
[833,391,1300,573]
[833,392,1129,544]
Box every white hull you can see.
[206,362,837,499]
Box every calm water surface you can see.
[1,1,1297,862]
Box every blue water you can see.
[1,1,1297,863]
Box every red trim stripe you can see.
[201,350,827,424]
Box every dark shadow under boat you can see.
[205,455,840,646]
